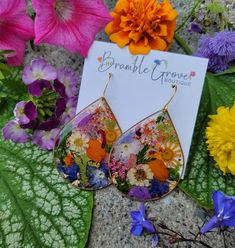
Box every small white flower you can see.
[67,131,89,154]
[127,164,153,187]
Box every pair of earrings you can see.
[53,74,184,202]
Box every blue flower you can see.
[58,163,80,182]
[200,191,235,234]
[128,186,152,201]
[130,203,155,236]
[151,234,159,247]
[87,164,109,189]
[150,180,169,197]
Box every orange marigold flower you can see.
[105,0,178,54]
[86,140,106,163]
[64,153,74,166]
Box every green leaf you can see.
[179,72,235,209]
[0,103,93,247]
[0,67,27,104]
[207,2,225,14]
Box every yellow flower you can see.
[105,0,178,55]
[206,103,235,175]
[155,142,182,168]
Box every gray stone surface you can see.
[25,0,235,247]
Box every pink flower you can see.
[0,0,34,66]
[32,0,112,57]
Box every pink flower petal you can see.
[0,0,34,66]
[32,0,112,57]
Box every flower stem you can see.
[176,0,203,32]
[174,33,193,55]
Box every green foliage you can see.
[207,2,225,14]
[74,155,90,184]
[136,145,156,164]
[0,103,93,247]
[169,166,180,181]
[179,72,235,209]
[0,63,27,105]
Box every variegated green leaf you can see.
[0,102,93,248]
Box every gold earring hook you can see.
[163,84,177,112]
[102,73,113,98]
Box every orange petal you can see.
[148,159,169,182]
[165,19,176,43]
[149,37,167,51]
[105,13,121,35]
[114,0,130,13]
[86,140,106,163]
[128,39,151,55]
[110,31,131,47]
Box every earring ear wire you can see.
[163,84,177,112]
[102,73,113,98]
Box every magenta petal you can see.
[0,0,34,66]
[32,0,112,56]
[2,120,29,143]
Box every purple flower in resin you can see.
[130,203,155,236]
[2,120,29,143]
[32,128,60,150]
[128,186,152,201]
[28,79,52,97]
[57,67,78,97]
[195,31,235,73]
[200,191,235,234]
[22,59,57,85]
[14,101,37,125]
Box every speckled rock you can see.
[25,0,235,247]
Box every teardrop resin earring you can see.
[108,85,184,201]
[53,73,122,190]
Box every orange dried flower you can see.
[64,153,74,166]
[105,0,178,54]
[148,159,169,181]
[86,140,106,163]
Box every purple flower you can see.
[195,31,235,73]
[55,98,67,118]
[60,97,78,125]
[188,22,202,33]
[200,191,235,234]
[152,234,159,247]
[28,79,52,97]
[210,31,235,56]
[32,128,60,150]
[22,59,57,85]
[87,164,109,189]
[14,101,37,125]
[38,117,60,131]
[53,79,66,98]
[130,203,155,236]
[57,67,78,97]
[2,120,29,143]
[128,186,152,201]
[58,163,80,182]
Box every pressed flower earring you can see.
[53,73,122,190]
[108,85,184,201]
